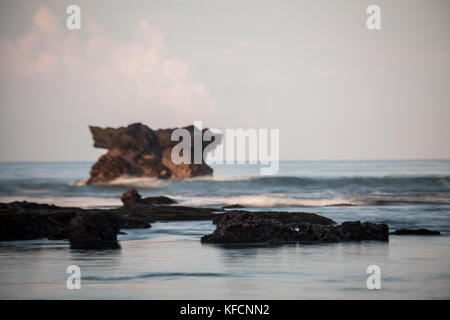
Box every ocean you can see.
[0,160,449,299]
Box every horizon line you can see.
[0,158,449,164]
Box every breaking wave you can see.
[176,194,450,208]
[71,176,168,188]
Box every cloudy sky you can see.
[0,0,449,161]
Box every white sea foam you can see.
[13,187,53,194]
[71,179,88,186]
[71,176,168,188]
[174,195,362,208]
[106,176,168,188]
[175,194,450,207]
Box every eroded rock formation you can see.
[87,123,218,184]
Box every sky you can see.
[0,0,449,161]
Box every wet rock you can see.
[338,221,389,241]
[1,201,68,211]
[119,216,151,229]
[115,205,216,223]
[121,189,176,207]
[390,228,440,235]
[202,211,300,244]
[201,211,389,244]
[222,204,244,209]
[211,210,336,226]
[69,212,121,249]
[0,199,212,242]
[143,196,177,206]
[87,123,220,184]
[0,202,77,241]
[121,189,142,206]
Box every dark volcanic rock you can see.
[142,196,177,206]
[86,123,220,184]
[390,228,440,235]
[1,201,68,211]
[89,154,140,183]
[119,216,151,229]
[69,212,121,249]
[0,198,212,241]
[0,199,388,248]
[338,221,389,241]
[121,189,176,207]
[121,189,142,206]
[202,211,300,244]
[114,205,216,223]
[211,210,336,226]
[0,202,77,241]
[201,211,388,244]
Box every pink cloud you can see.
[0,6,215,124]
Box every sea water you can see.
[0,160,449,299]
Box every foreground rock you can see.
[114,205,216,223]
[390,228,440,235]
[0,201,151,235]
[212,210,336,226]
[121,189,176,207]
[87,123,220,184]
[0,202,77,241]
[201,211,389,244]
[69,212,121,249]
[1,199,389,248]
[0,199,214,245]
[114,189,215,223]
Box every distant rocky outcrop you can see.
[87,123,219,185]
[201,211,389,244]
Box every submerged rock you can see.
[87,123,220,184]
[390,228,440,235]
[69,212,121,249]
[201,211,389,244]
